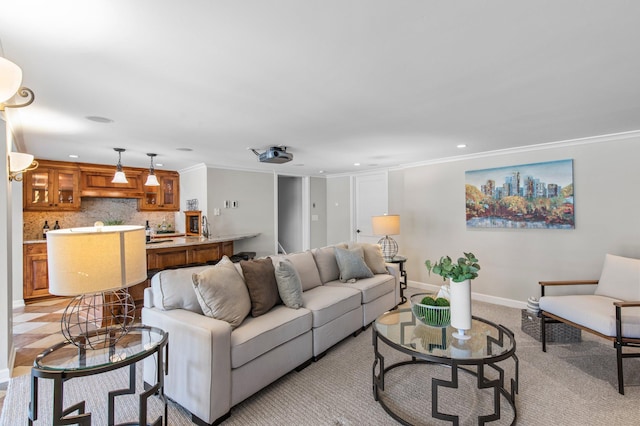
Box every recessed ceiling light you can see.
[354,163,361,166]
[457,144,467,148]
[176,147,193,152]
[68,154,79,159]
[156,163,164,167]
[319,170,325,174]
[85,116,114,123]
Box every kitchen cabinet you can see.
[185,211,202,236]
[23,243,51,300]
[139,171,180,211]
[23,161,81,211]
[79,164,144,198]
[146,240,231,269]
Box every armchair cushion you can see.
[594,254,640,301]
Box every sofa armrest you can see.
[539,280,599,297]
[142,307,232,424]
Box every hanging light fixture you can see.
[145,153,160,186]
[0,57,35,111]
[111,148,129,184]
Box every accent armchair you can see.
[538,253,640,394]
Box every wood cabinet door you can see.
[189,244,221,264]
[23,161,81,211]
[23,245,50,299]
[80,167,143,198]
[140,171,180,211]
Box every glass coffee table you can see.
[373,309,518,425]
[29,325,168,426]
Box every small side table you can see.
[387,255,407,304]
[29,325,168,426]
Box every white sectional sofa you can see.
[142,243,399,425]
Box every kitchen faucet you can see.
[202,215,210,238]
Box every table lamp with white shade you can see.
[372,214,400,261]
[46,224,147,350]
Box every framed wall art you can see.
[465,159,574,229]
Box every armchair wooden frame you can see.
[539,280,640,395]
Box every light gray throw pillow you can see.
[192,256,251,328]
[348,242,389,275]
[274,259,304,309]
[334,246,374,283]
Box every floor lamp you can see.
[372,215,400,261]
[46,224,147,350]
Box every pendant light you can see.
[111,148,129,184]
[145,153,160,186]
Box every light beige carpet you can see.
[2,293,640,425]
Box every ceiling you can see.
[2,1,640,176]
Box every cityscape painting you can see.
[465,159,574,229]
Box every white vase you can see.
[449,278,472,340]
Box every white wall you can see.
[326,176,351,245]
[1,118,14,382]
[206,167,275,257]
[310,177,327,249]
[177,163,208,233]
[390,135,640,305]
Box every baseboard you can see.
[0,343,16,383]
[407,281,528,310]
[13,299,25,309]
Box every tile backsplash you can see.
[23,198,176,241]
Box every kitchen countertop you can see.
[24,232,259,247]
[144,233,259,249]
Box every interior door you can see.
[354,172,388,243]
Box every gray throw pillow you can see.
[348,242,389,275]
[192,256,251,328]
[334,246,374,282]
[274,259,304,309]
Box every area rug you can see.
[2,298,640,425]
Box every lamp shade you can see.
[8,152,35,172]
[46,225,147,296]
[145,173,160,186]
[0,57,22,103]
[372,215,400,236]
[111,170,128,184]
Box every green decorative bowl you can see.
[410,293,451,327]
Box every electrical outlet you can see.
[224,200,230,208]
[232,200,238,208]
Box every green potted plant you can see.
[425,252,480,282]
[424,252,480,339]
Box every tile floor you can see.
[0,297,70,415]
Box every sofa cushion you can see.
[348,242,389,275]
[540,294,640,338]
[192,256,251,328]
[274,258,304,309]
[311,246,341,284]
[241,257,281,317]
[302,285,361,328]
[335,246,374,282]
[151,265,209,314]
[325,273,395,304]
[276,251,323,291]
[594,254,640,301]
[231,305,312,368]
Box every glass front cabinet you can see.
[139,171,180,211]
[23,162,81,211]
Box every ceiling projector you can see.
[250,146,293,164]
